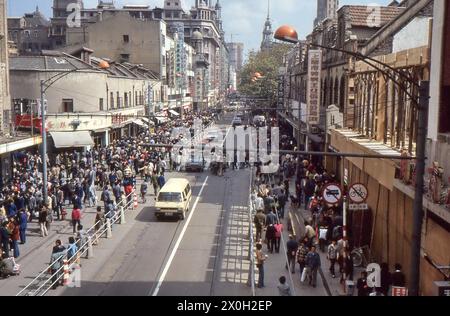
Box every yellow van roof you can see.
[160,178,190,193]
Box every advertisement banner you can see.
[307,50,322,125]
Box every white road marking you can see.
[150,175,209,296]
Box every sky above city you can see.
[8,0,390,57]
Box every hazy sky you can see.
[8,0,390,56]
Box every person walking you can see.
[0,222,10,257]
[253,210,266,242]
[71,206,82,234]
[8,218,20,258]
[327,240,338,278]
[277,191,286,219]
[38,207,49,237]
[265,224,276,254]
[357,271,370,296]
[392,263,406,287]
[256,243,267,288]
[379,263,392,296]
[49,240,66,290]
[94,206,105,243]
[304,221,316,248]
[305,245,321,288]
[140,181,148,203]
[274,222,283,253]
[277,276,292,296]
[296,238,309,280]
[67,236,79,264]
[285,235,298,274]
[18,209,28,244]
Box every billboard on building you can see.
[307,50,322,125]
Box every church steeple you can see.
[261,0,273,51]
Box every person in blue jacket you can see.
[7,199,17,218]
[18,209,28,244]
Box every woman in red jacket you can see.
[8,218,20,258]
[71,207,82,234]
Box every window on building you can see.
[110,92,115,109]
[99,98,104,111]
[120,54,130,62]
[124,92,128,107]
[34,31,39,38]
[117,92,121,108]
[123,35,130,43]
[62,99,74,113]
[135,93,138,106]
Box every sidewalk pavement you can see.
[289,204,364,296]
[0,181,146,296]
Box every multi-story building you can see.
[59,0,229,111]
[10,49,160,147]
[314,0,339,27]
[0,0,9,135]
[227,42,244,83]
[1,1,42,186]
[281,0,406,153]
[50,0,84,48]
[7,7,51,55]
[282,0,447,295]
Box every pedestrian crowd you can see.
[0,110,215,282]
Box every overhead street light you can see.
[274,24,429,296]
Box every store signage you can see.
[307,50,322,125]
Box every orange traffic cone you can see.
[133,193,138,209]
[62,260,70,286]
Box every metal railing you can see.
[16,189,136,296]
[247,167,256,296]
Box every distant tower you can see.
[260,0,273,51]
[314,0,339,27]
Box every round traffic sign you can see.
[349,183,369,204]
[322,183,343,205]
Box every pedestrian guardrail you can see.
[247,168,256,296]
[16,189,136,296]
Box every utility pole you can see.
[40,80,48,204]
[409,80,429,296]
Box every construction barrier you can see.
[62,260,70,286]
[120,206,126,224]
[133,193,138,209]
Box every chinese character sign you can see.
[307,50,322,126]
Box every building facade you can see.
[7,7,51,56]
[59,0,229,111]
[282,0,448,295]
[10,51,160,147]
[314,0,339,27]
[0,0,10,135]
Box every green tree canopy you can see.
[238,44,292,102]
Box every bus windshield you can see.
[158,192,182,202]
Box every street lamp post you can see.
[274,25,429,296]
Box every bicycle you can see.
[351,245,371,268]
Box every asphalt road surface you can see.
[55,112,254,296]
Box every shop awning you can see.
[132,119,147,127]
[169,110,180,116]
[50,131,94,148]
[155,116,169,123]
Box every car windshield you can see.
[158,192,182,202]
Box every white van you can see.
[155,178,192,220]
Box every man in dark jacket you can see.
[391,263,406,287]
[285,235,298,274]
[305,245,321,287]
[18,209,28,244]
[357,271,370,296]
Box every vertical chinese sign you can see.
[307,50,322,125]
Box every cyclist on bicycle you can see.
[140,181,148,203]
